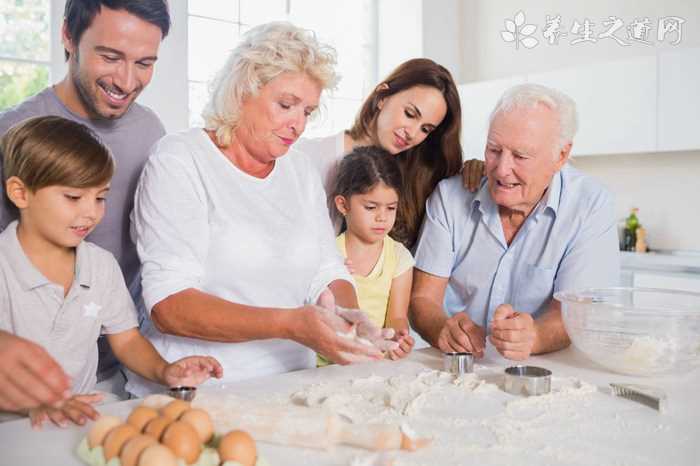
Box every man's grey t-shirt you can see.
[0,87,165,299]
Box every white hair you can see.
[489,83,578,151]
[202,21,338,147]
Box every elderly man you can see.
[410,83,619,360]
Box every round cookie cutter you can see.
[167,386,197,401]
[443,352,474,375]
[504,365,552,396]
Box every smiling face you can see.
[16,183,110,250]
[233,71,322,165]
[63,7,162,119]
[336,182,399,245]
[374,85,447,154]
[484,103,570,215]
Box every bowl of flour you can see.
[555,287,700,376]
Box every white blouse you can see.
[126,129,352,395]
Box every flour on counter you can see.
[291,369,498,424]
[505,376,598,412]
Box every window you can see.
[187,0,377,137]
[0,0,51,110]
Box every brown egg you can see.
[138,444,178,466]
[179,408,214,443]
[127,406,160,432]
[103,423,139,461]
[161,420,202,465]
[143,416,172,440]
[87,415,122,448]
[120,434,157,466]
[160,399,191,420]
[218,430,257,466]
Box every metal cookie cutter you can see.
[168,386,197,401]
[504,365,552,396]
[443,352,474,375]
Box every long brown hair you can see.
[347,58,463,249]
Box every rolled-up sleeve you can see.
[305,159,353,304]
[413,180,456,278]
[132,141,209,313]
[555,189,621,293]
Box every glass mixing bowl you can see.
[554,287,700,376]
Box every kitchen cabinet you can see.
[657,46,700,152]
[633,271,700,293]
[458,47,700,158]
[621,250,700,293]
[527,56,657,157]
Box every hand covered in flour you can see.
[309,289,398,362]
[437,311,485,357]
[489,304,536,360]
[293,304,383,365]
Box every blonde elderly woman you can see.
[127,22,395,395]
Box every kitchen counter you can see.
[1,346,698,466]
[621,250,700,275]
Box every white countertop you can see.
[1,346,698,466]
[621,250,700,274]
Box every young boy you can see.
[0,116,223,428]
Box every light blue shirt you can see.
[414,164,620,328]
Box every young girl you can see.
[0,116,222,427]
[324,146,415,363]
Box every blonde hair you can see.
[203,21,338,147]
[1,116,114,208]
[490,83,578,151]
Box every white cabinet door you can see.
[527,56,657,157]
[657,46,700,152]
[633,271,700,293]
[458,76,525,161]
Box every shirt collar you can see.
[0,221,92,291]
[471,180,504,237]
[537,168,563,219]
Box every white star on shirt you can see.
[83,302,102,318]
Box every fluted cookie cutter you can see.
[443,352,474,375]
[504,365,552,396]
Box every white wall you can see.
[571,151,700,252]
[377,0,423,78]
[441,0,700,251]
[137,0,188,133]
[460,0,700,82]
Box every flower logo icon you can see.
[501,10,539,49]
